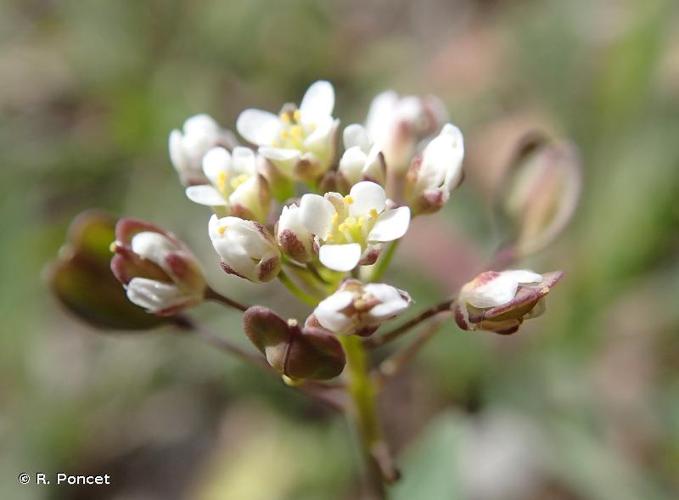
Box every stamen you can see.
[369,208,379,219]
[217,171,228,193]
[344,195,354,205]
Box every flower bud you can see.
[277,204,315,263]
[46,211,166,330]
[454,270,563,335]
[185,146,271,223]
[405,123,464,215]
[497,135,581,255]
[169,114,237,186]
[309,279,412,335]
[338,124,386,187]
[366,91,448,174]
[111,219,206,316]
[243,306,345,380]
[209,215,281,282]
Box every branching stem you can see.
[365,298,455,349]
[204,286,249,312]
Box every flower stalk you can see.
[365,298,455,349]
[339,334,398,498]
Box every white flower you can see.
[297,181,411,272]
[454,270,564,335]
[405,123,464,214]
[169,114,236,186]
[111,222,206,315]
[277,203,315,263]
[338,124,385,187]
[208,215,281,283]
[185,146,270,222]
[236,81,339,181]
[312,279,412,335]
[365,91,448,173]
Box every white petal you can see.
[365,90,398,142]
[318,290,354,313]
[348,181,386,216]
[186,185,227,206]
[364,283,411,319]
[465,273,519,308]
[314,291,355,333]
[169,130,187,170]
[368,206,410,242]
[343,124,370,151]
[318,243,362,272]
[184,114,219,135]
[299,194,336,239]
[236,109,281,146]
[202,147,231,185]
[231,146,257,175]
[126,278,186,313]
[303,118,336,153]
[339,147,368,185]
[299,80,335,122]
[130,231,176,267]
[502,269,543,284]
[259,146,301,161]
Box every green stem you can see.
[339,335,398,497]
[369,241,400,282]
[278,269,319,307]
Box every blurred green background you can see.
[2,0,678,498]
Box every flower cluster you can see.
[52,80,569,382]
[167,82,464,283]
[50,79,572,490]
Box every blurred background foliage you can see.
[1,0,678,498]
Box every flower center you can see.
[274,107,316,150]
[324,196,380,245]
[216,171,250,196]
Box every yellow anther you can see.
[217,171,228,193]
[217,225,227,235]
[230,174,248,189]
[289,125,303,139]
[369,208,379,219]
[109,242,117,253]
[280,112,291,124]
[293,109,302,122]
[344,195,354,205]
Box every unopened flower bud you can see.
[405,123,464,215]
[454,270,563,335]
[209,215,281,282]
[366,91,448,174]
[243,306,345,380]
[277,204,315,263]
[169,114,237,186]
[498,136,581,255]
[310,279,412,335]
[111,219,206,316]
[46,211,166,330]
[338,124,386,187]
